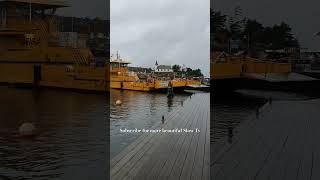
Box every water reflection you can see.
[211,91,267,144]
[211,89,319,145]
[0,87,107,180]
[227,126,234,144]
[110,89,190,158]
[167,97,173,111]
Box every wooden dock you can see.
[111,93,210,180]
[212,99,320,180]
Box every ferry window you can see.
[121,64,128,67]
[14,7,30,19]
[15,8,24,15]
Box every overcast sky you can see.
[57,0,109,19]
[111,0,210,76]
[211,0,320,51]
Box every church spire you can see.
[155,60,158,66]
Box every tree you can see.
[172,64,181,72]
[243,19,265,50]
[211,8,300,53]
[211,10,231,51]
[270,22,299,49]
[191,69,203,77]
[240,17,299,51]
[211,10,227,33]
[229,6,245,40]
[184,68,203,77]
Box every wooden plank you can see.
[237,106,290,180]
[126,100,198,180]
[261,106,304,179]
[140,98,202,180]
[167,98,205,180]
[202,101,210,180]
[154,103,202,179]
[190,97,209,180]
[212,100,320,180]
[213,105,270,179]
[111,103,185,167]
[112,104,188,179]
[145,96,202,179]
[111,93,210,180]
[179,99,206,179]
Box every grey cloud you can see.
[111,0,210,76]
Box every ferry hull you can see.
[211,78,244,93]
[0,63,109,92]
[110,79,202,92]
[110,81,152,91]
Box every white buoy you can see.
[19,122,36,137]
[115,100,122,105]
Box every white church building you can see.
[154,61,173,73]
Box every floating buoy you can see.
[19,122,36,137]
[116,100,122,105]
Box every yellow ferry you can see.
[110,56,201,92]
[211,52,292,80]
[210,51,297,91]
[210,52,319,93]
[0,0,109,92]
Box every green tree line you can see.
[211,8,299,52]
[172,65,203,77]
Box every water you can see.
[4,85,314,178]
[0,87,108,180]
[211,91,266,144]
[110,89,190,158]
[211,89,318,146]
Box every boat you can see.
[110,55,202,92]
[210,52,244,92]
[0,0,109,92]
[210,51,320,93]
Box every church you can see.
[153,60,173,73]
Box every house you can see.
[155,65,173,73]
[154,61,173,73]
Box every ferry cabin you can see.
[0,0,109,92]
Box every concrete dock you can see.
[111,93,210,180]
[212,99,320,180]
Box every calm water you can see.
[110,89,191,158]
[211,89,317,145]
[0,87,108,180]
